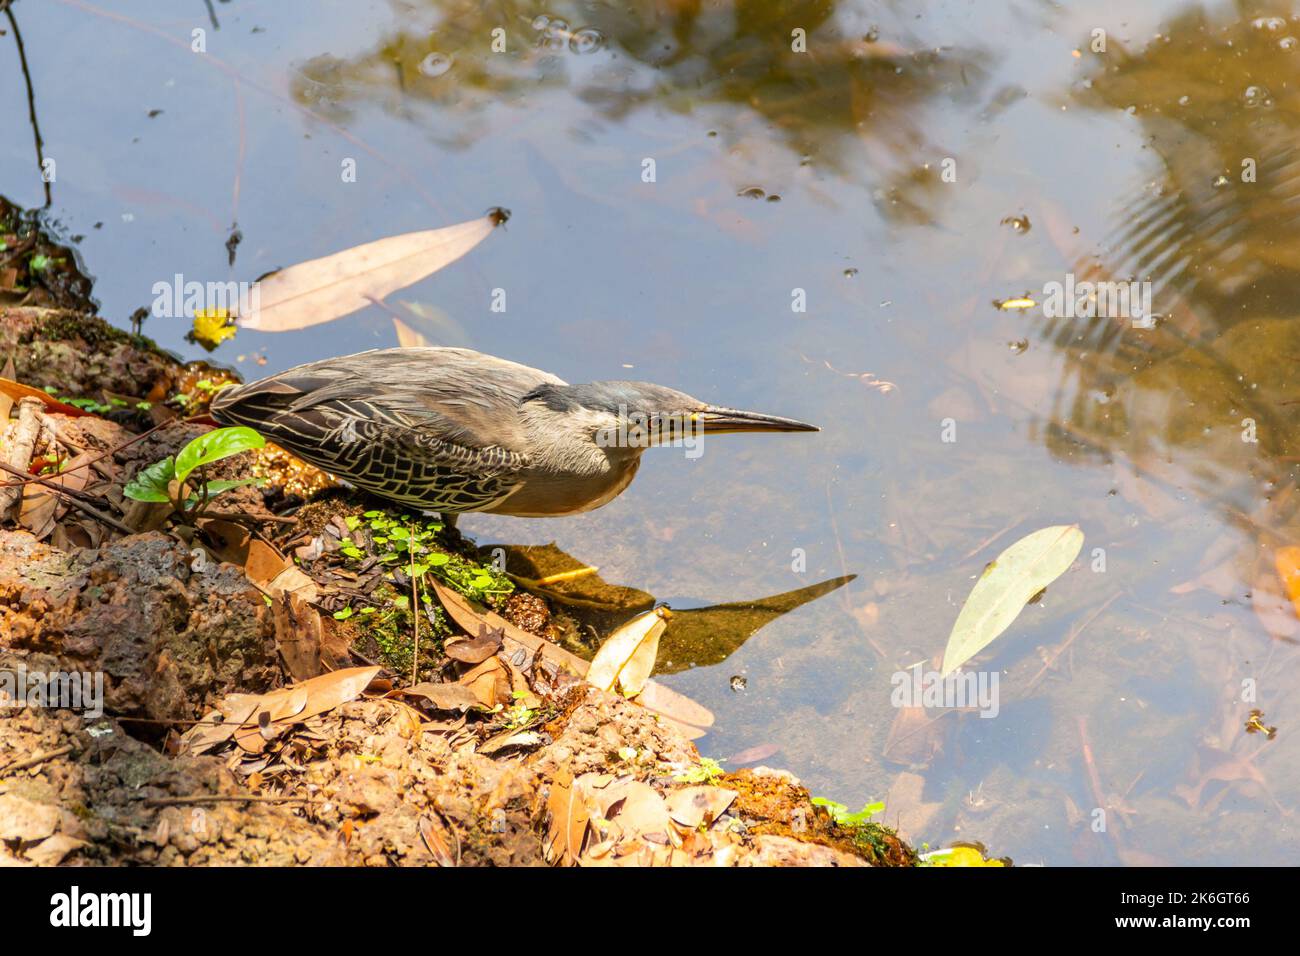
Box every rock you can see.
[0,307,183,402]
[0,530,279,721]
[747,835,867,867]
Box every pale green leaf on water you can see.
[941,524,1085,676]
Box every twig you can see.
[117,715,234,727]
[823,480,884,658]
[1025,591,1121,691]
[141,794,318,807]
[200,509,298,526]
[0,460,134,534]
[0,744,74,775]
[410,521,420,686]
[3,1,51,206]
[1078,715,1126,854]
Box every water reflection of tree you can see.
[290,0,987,221]
[1040,6,1300,514]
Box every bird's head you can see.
[521,381,818,456]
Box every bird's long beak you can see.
[697,405,820,434]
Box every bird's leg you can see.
[442,512,458,531]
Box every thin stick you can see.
[0,460,134,534]
[117,715,236,727]
[410,521,420,686]
[200,509,298,526]
[0,744,74,775]
[141,794,318,807]
[2,1,52,207]
[1025,591,1121,691]
[1078,715,1126,854]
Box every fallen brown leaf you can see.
[664,786,738,830]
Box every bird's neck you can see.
[518,402,639,477]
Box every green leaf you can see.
[202,478,262,496]
[941,525,1085,676]
[427,553,449,567]
[333,607,354,620]
[174,426,265,485]
[123,457,176,502]
[811,797,848,816]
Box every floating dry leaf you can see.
[726,743,781,766]
[237,211,506,332]
[926,844,1007,867]
[941,524,1085,676]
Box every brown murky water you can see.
[4,0,1299,864]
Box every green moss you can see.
[33,312,140,349]
[347,582,449,680]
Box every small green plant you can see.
[123,426,265,522]
[811,796,903,860]
[350,510,512,603]
[811,797,885,828]
[501,692,537,729]
[673,757,724,786]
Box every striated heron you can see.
[211,347,818,525]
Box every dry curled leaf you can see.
[586,607,670,697]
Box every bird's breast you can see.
[485,456,641,517]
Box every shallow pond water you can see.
[4,0,1299,864]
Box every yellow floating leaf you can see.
[191,307,237,348]
[929,844,1007,867]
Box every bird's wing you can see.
[212,348,564,510]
